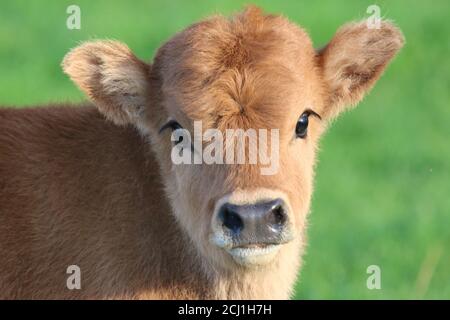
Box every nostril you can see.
[272,205,286,226]
[219,205,244,234]
[267,201,287,229]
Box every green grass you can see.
[1,0,449,299]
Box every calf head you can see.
[63,7,403,272]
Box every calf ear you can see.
[62,41,150,125]
[317,20,404,120]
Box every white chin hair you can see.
[227,245,281,266]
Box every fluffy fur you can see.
[0,6,403,299]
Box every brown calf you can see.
[0,7,403,299]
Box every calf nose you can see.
[218,199,288,243]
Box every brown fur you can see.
[0,6,404,299]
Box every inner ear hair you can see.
[318,20,405,119]
[62,40,151,126]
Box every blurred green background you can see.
[0,0,448,299]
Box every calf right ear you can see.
[62,40,151,126]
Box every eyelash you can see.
[303,109,321,120]
[158,120,183,134]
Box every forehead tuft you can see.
[153,6,318,128]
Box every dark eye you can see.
[295,113,309,138]
[159,120,184,145]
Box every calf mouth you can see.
[211,236,294,267]
[227,243,281,266]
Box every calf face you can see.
[63,7,403,272]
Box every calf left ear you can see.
[62,40,150,125]
[317,20,404,120]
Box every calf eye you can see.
[295,109,321,139]
[295,113,309,138]
[159,120,184,145]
